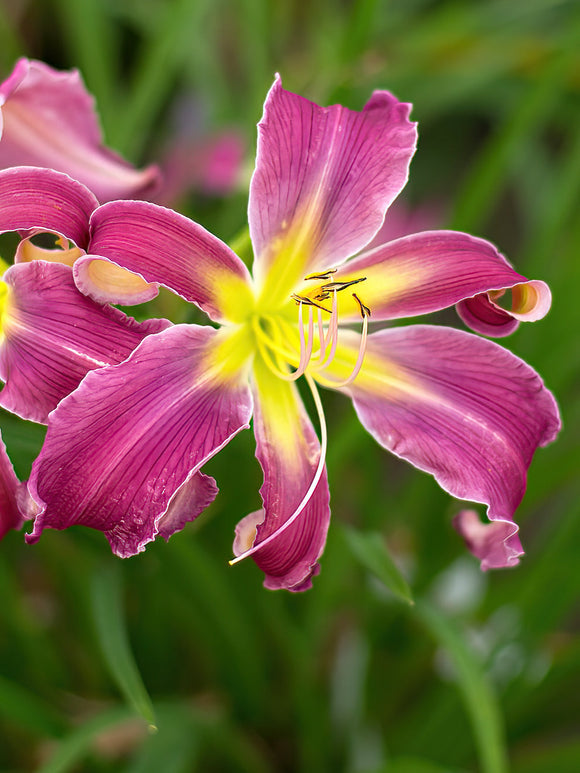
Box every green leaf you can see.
[375,756,467,773]
[342,526,414,604]
[91,564,156,728]
[0,674,65,737]
[37,707,135,773]
[125,704,199,773]
[414,600,508,773]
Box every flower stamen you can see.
[304,268,337,281]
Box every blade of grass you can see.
[54,0,120,129]
[343,526,414,605]
[450,16,580,233]
[110,0,213,159]
[36,706,136,773]
[91,564,156,728]
[415,599,509,773]
[125,704,199,773]
[0,673,66,737]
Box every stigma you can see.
[254,268,371,387]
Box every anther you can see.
[320,277,367,293]
[304,269,337,281]
[352,292,371,319]
[291,293,331,313]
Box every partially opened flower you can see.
[0,59,160,202]
[0,167,169,422]
[26,77,560,589]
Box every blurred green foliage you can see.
[0,0,578,770]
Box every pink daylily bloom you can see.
[0,167,171,422]
[26,77,559,588]
[0,165,161,305]
[156,130,246,205]
[0,58,160,203]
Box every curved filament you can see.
[229,373,327,566]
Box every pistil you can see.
[229,372,328,566]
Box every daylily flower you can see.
[0,166,169,422]
[25,77,560,590]
[0,58,160,203]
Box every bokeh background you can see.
[0,1,579,771]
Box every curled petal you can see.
[330,325,560,556]
[15,234,85,267]
[0,59,160,203]
[157,471,218,541]
[456,280,552,337]
[233,356,330,591]
[0,261,170,423]
[453,509,523,570]
[27,324,253,555]
[250,75,417,302]
[88,200,254,323]
[0,430,22,539]
[328,231,550,326]
[74,255,159,305]
[0,166,98,248]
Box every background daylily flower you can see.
[0,167,170,422]
[0,58,160,203]
[26,76,560,590]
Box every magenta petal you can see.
[0,261,170,423]
[0,59,160,203]
[233,359,330,591]
[88,200,253,322]
[0,166,98,249]
[456,294,520,337]
[453,509,523,570]
[249,75,417,285]
[344,325,560,555]
[27,325,253,555]
[0,431,22,539]
[157,471,218,541]
[333,230,548,324]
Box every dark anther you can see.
[352,292,371,318]
[304,269,337,281]
[291,293,331,313]
[321,277,367,292]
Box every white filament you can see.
[229,373,327,566]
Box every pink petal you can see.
[0,58,160,203]
[0,430,22,539]
[0,261,170,423]
[339,325,560,559]
[328,230,551,326]
[249,76,417,298]
[88,200,253,322]
[0,166,98,249]
[27,324,253,555]
[156,471,218,540]
[156,130,245,204]
[453,509,523,570]
[233,358,330,591]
